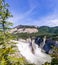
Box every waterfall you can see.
[14,40,51,65]
[40,36,46,48]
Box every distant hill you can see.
[38,26,58,35]
[9,25,58,40]
[10,25,58,35]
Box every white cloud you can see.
[8,0,58,27]
[34,13,58,27]
[46,19,58,27]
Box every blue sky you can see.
[6,0,58,27]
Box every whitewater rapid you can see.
[15,40,51,65]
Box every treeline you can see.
[14,25,37,29]
[38,26,58,35]
[15,32,58,41]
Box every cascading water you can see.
[15,40,51,65]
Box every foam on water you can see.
[15,41,51,65]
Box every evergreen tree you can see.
[0,0,16,64]
[0,0,35,65]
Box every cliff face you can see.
[10,25,38,34]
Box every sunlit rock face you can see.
[15,41,51,65]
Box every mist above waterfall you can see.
[15,40,51,65]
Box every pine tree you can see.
[0,0,16,65]
[0,0,35,65]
